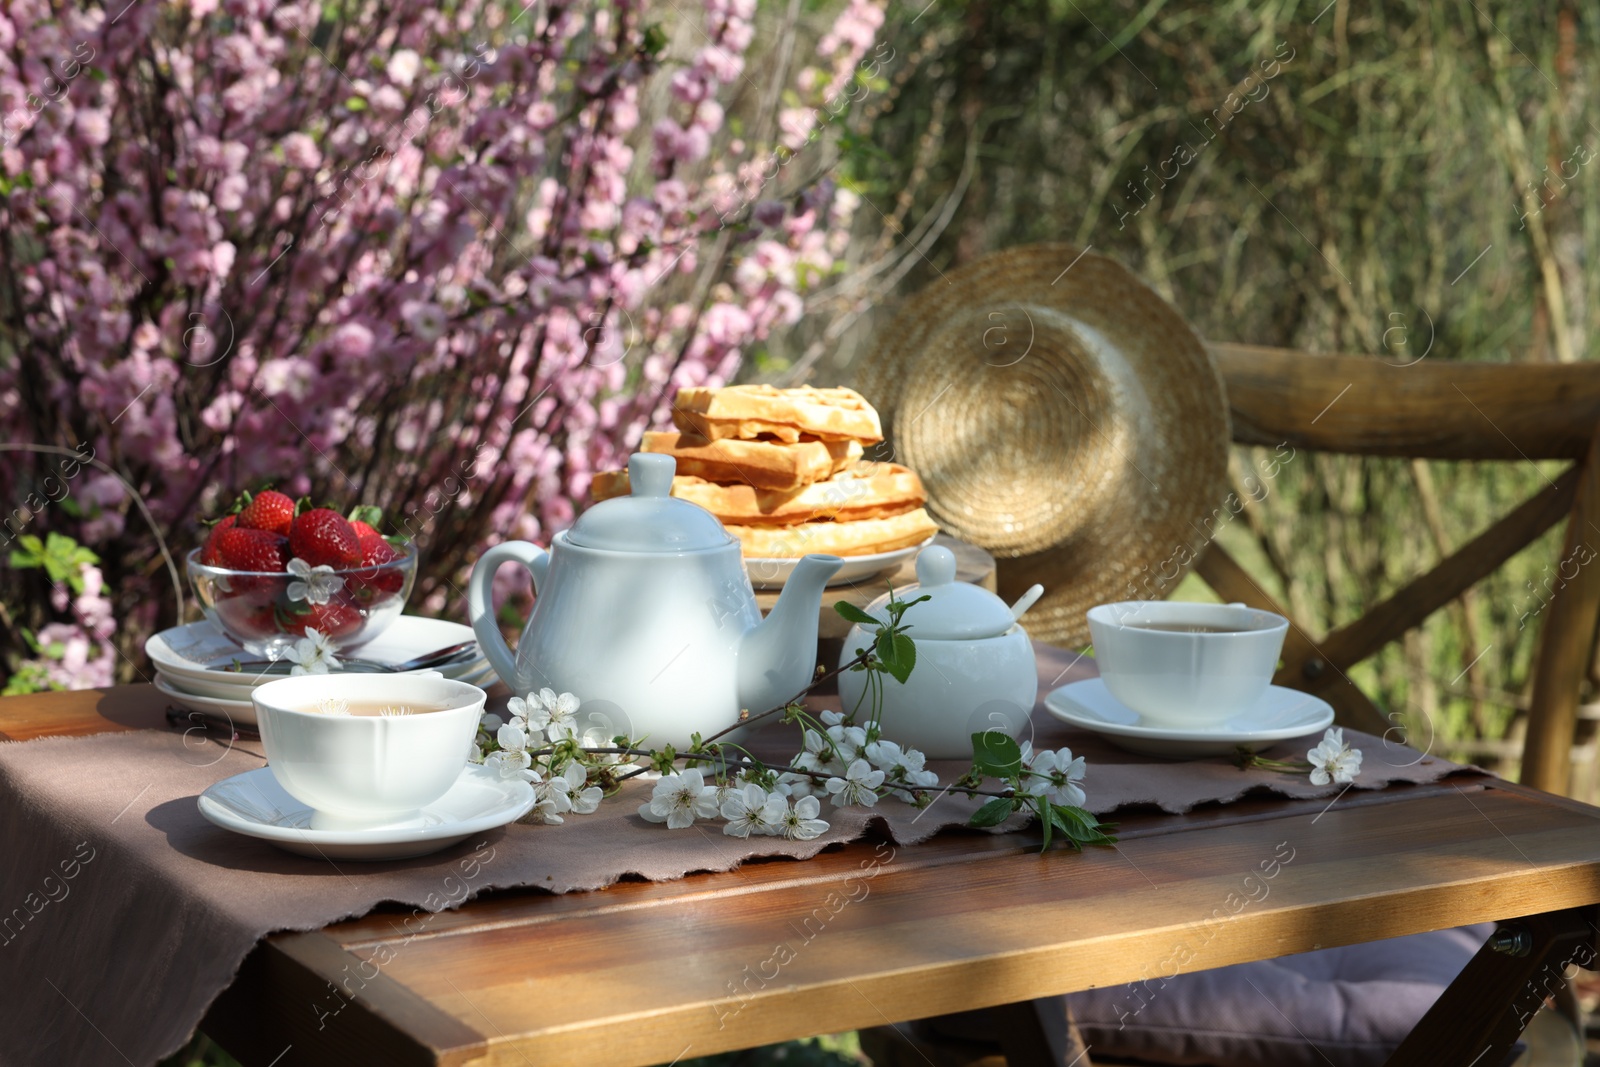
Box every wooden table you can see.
[6,683,1600,1067]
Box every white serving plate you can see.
[159,658,492,701]
[147,617,483,687]
[745,537,932,591]
[197,765,534,861]
[155,662,494,728]
[1043,678,1335,759]
[155,672,258,725]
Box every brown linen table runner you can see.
[0,643,1480,1066]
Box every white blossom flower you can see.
[826,723,867,765]
[639,768,720,829]
[563,762,604,815]
[387,48,421,87]
[700,777,740,812]
[313,696,351,716]
[864,738,904,770]
[288,628,341,675]
[537,688,581,741]
[869,740,940,800]
[1308,728,1363,785]
[486,722,534,779]
[581,725,634,768]
[504,695,536,730]
[720,784,787,837]
[479,712,504,732]
[819,710,845,727]
[525,767,574,824]
[777,794,830,841]
[1023,747,1087,807]
[825,758,885,808]
[286,557,346,605]
[777,774,813,797]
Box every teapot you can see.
[467,453,844,749]
[837,545,1041,759]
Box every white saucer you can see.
[746,537,933,591]
[155,664,494,727]
[197,765,535,860]
[156,672,258,724]
[1043,679,1335,759]
[160,659,494,702]
[147,618,488,688]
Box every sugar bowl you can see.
[837,546,1040,759]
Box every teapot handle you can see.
[467,541,550,691]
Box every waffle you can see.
[725,508,939,558]
[639,431,860,491]
[591,463,927,526]
[672,385,884,445]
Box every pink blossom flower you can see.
[0,0,882,691]
[281,132,321,169]
[329,322,375,360]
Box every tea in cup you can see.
[1085,601,1289,728]
[251,673,487,830]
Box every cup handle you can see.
[467,541,550,691]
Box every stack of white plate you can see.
[145,617,496,727]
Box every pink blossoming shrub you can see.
[0,0,882,688]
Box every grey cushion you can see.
[1064,924,1495,1067]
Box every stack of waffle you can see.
[592,385,939,557]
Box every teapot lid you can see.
[863,545,1019,640]
[568,454,733,553]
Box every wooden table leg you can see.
[1382,908,1597,1066]
[990,998,1092,1066]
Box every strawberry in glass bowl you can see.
[186,491,418,658]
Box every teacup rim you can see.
[1087,600,1289,636]
[252,673,486,719]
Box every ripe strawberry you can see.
[350,519,380,541]
[200,515,237,566]
[215,527,289,572]
[289,508,362,569]
[214,594,280,641]
[213,527,289,596]
[284,594,364,640]
[348,533,406,604]
[236,489,296,537]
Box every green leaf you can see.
[874,627,895,667]
[886,593,931,621]
[641,23,668,57]
[8,534,46,570]
[1036,795,1053,852]
[883,632,916,684]
[833,601,878,626]
[968,797,1016,828]
[344,96,368,111]
[1051,804,1118,847]
[970,732,1023,779]
[347,504,384,529]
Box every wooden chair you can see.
[858,344,1600,1067]
[1196,343,1600,796]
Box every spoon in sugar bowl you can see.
[1010,584,1045,623]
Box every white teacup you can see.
[252,673,487,830]
[1086,601,1289,728]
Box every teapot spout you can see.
[738,554,844,715]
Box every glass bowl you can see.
[186,542,418,658]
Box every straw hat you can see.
[853,244,1230,648]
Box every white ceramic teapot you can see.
[467,453,844,749]
[837,546,1041,759]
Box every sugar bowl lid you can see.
[863,545,1022,640]
[566,454,733,553]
